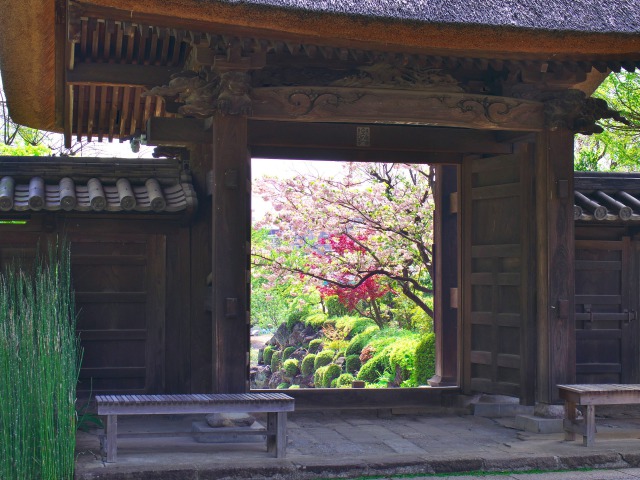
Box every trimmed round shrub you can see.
[345,326,379,356]
[301,354,316,375]
[336,373,355,387]
[283,358,299,377]
[411,333,436,386]
[270,351,282,372]
[314,363,342,388]
[345,354,361,374]
[313,349,335,370]
[263,345,275,366]
[282,346,296,361]
[322,364,342,388]
[356,353,389,383]
[314,365,328,387]
[277,382,290,389]
[308,339,323,354]
[288,384,300,389]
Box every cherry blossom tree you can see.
[252,162,434,327]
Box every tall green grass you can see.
[0,243,81,480]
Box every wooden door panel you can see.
[463,150,535,402]
[71,234,166,396]
[574,238,636,384]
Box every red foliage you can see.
[316,233,390,310]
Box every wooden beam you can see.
[67,62,181,87]
[429,165,459,387]
[251,147,462,164]
[248,121,513,155]
[250,87,545,131]
[211,113,250,393]
[535,128,576,404]
[146,117,211,146]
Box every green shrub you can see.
[270,351,282,371]
[384,336,420,385]
[322,364,342,387]
[314,363,342,387]
[283,358,299,376]
[325,295,349,317]
[301,354,316,375]
[288,384,300,389]
[282,346,296,361]
[345,326,379,356]
[263,345,275,365]
[277,382,290,389]
[324,339,348,353]
[286,308,308,331]
[345,354,361,374]
[357,353,389,383]
[313,349,335,370]
[336,373,355,387]
[411,333,436,386]
[308,338,323,354]
[314,365,328,387]
[335,316,377,339]
[303,312,328,329]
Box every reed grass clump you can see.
[0,243,81,480]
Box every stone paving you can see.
[74,409,640,479]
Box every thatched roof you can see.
[219,0,640,34]
[0,0,639,133]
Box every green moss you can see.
[301,354,316,375]
[313,349,335,370]
[263,345,275,366]
[345,354,361,374]
[276,382,290,389]
[283,358,299,376]
[270,351,282,372]
[411,333,436,386]
[308,338,323,354]
[282,346,296,361]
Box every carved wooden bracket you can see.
[542,90,629,135]
[144,70,252,117]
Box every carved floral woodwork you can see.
[250,87,544,131]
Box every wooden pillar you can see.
[429,165,459,386]
[535,128,576,404]
[211,112,250,393]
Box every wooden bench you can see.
[96,393,295,462]
[558,384,640,446]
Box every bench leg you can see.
[105,415,118,463]
[583,404,596,447]
[267,412,287,458]
[564,400,576,441]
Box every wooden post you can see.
[429,165,459,386]
[211,112,250,393]
[536,128,576,404]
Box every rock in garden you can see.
[206,413,256,428]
